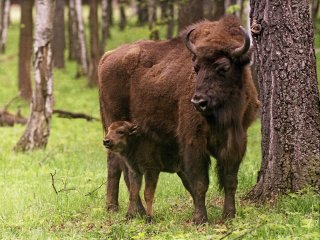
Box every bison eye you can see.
[194,64,200,73]
[216,64,230,75]
[116,130,125,135]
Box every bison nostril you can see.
[198,100,208,109]
[103,139,112,147]
[191,98,208,111]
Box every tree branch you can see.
[50,170,58,194]
[53,109,99,121]
[85,180,107,196]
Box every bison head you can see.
[183,17,251,116]
[103,121,139,152]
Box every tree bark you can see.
[212,0,225,20]
[248,0,320,200]
[107,0,113,26]
[178,0,204,31]
[100,0,111,55]
[75,0,88,76]
[18,0,33,101]
[52,0,65,69]
[14,0,55,152]
[68,0,77,60]
[88,0,99,87]
[0,0,10,53]
[148,0,159,40]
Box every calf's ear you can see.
[129,124,139,135]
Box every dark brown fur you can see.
[98,16,260,223]
[103,121,184,220]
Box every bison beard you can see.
[98,16,260,223]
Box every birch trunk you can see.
[248,0,320,200]
[14,0,55,152]
[88,0,99,86]
[0,0,10,53]
[75,0,88,76]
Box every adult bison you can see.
[98,16,260,223]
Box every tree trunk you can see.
[107,0,113,26]
[88,0,99,87]
[68,0,77,60]
[100,0,111,55]
[212,0,225,20]
[148,0,159,40]
[0,0,10,53]
[166,0,174,39]
[136,0,148,26]
[75,0,88,76]
[52,0,65,69]
[248,0,320,200]
[160,0,168,20]
[119,0,127,31]
[18,0,33,101]
[14,0,55,152]
[178,0,204,31]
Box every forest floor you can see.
[0,11,319,240]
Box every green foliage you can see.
[226,4,241,15]
[0,8,319,240]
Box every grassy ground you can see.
[0,10,319,240]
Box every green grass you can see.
[0,12,319,240]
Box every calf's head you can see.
[103,121,138,152]
[183,17,251,116]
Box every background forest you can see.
[0,0,319,239]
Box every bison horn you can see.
[184,28,197,55]
[232,26,251,57]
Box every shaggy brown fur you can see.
[98,15,260,223]
[103,121,184,220]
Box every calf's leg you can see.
[144,170,160,222]
[106,152,123,211]
[126,171,146,218]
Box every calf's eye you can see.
[116,130,125,135]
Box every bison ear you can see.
[129,124,139,135]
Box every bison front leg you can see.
[218,162,241,219]
[126,171,146,219]
[183,152,210,224]
[106,152,124,211]
[144,170,160,222]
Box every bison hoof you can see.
[107,204,119,212]
[145,215,155,224]
[193,215,208,225]
[126,205,146,219]
[222,210,235,220]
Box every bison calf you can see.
[103,121,184,220]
